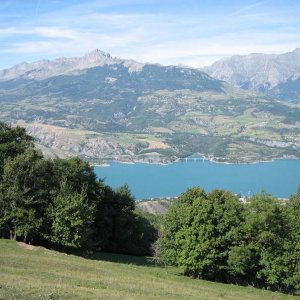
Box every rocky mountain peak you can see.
[85,49,112,59]
[82,49,115,65]
[204,47,300,91]
[0,49,141,81]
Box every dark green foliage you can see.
[0,123,156,255]
[283,188,300,291]
[104,185,136,253]
[90,184,157,255]
[158,188,244,280]
[227,246,254,277]
[52,157,100,205]
[167,133,232,158]
[0,122,34,176]
[0,149,54,242]
[242,192,287,286]
[157,188,300,293]
[47,180,95,248]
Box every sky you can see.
[0,0,300,70]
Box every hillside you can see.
[1,50,300,163]
[137,198,174,214]
[271,75,300,101]
[204,48,300,95]
[0,239,298,300]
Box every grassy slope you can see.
[1,240,299,300]
[0,240,300,300]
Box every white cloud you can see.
[7,41,55,54]
[0,0,300,69]
[33,27,77,39]
[0,27,26,36]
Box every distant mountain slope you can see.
[0,50,300,163]
[0,58,224,133]
[204,48,300,94]
[270,74,300,101]
[0,49,144,81]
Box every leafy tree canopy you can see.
[0,122,34,176]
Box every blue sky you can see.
[0,0,300,69]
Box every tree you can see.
[282,188,300,292]
[0,148,54,243]
[89,183,156,255]
[47,179,95,249]
[53,157,100,203]
[0,122,156,256]
[104,184,135,252]
[239,191,288,290]
[157,187,207,266]
[157,187,244,280]
[0,122,34,177]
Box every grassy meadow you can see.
[0,239,299,300]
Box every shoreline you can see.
[91,154,300,167]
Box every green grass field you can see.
[0,239,299,300]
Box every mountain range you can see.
[204,48,300,100]
[0,49,145,81]
[0,49,299,163]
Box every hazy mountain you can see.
[204,48,300,94]
[0,49,145,81]
[270,74,300,101]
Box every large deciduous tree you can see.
[0,149,54,243]
[282,188,300,291]
[240,192,287,290]
[47,179,95,248]
[53,157,100,203]
[158,187,244,280]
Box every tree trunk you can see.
[13,226,17,240]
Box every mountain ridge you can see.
[0,49,145,81]
[203,47,300,95]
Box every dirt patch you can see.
[137,200,173,214]
[17,242,38,251]
[140,139,170,149]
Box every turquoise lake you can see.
[94,159,300,199]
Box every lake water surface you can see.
[94,159,300,199]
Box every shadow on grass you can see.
[70,248,157,267]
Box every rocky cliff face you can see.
[204,48,300,92]
[23,122,173,164]
[25,123,135,160]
